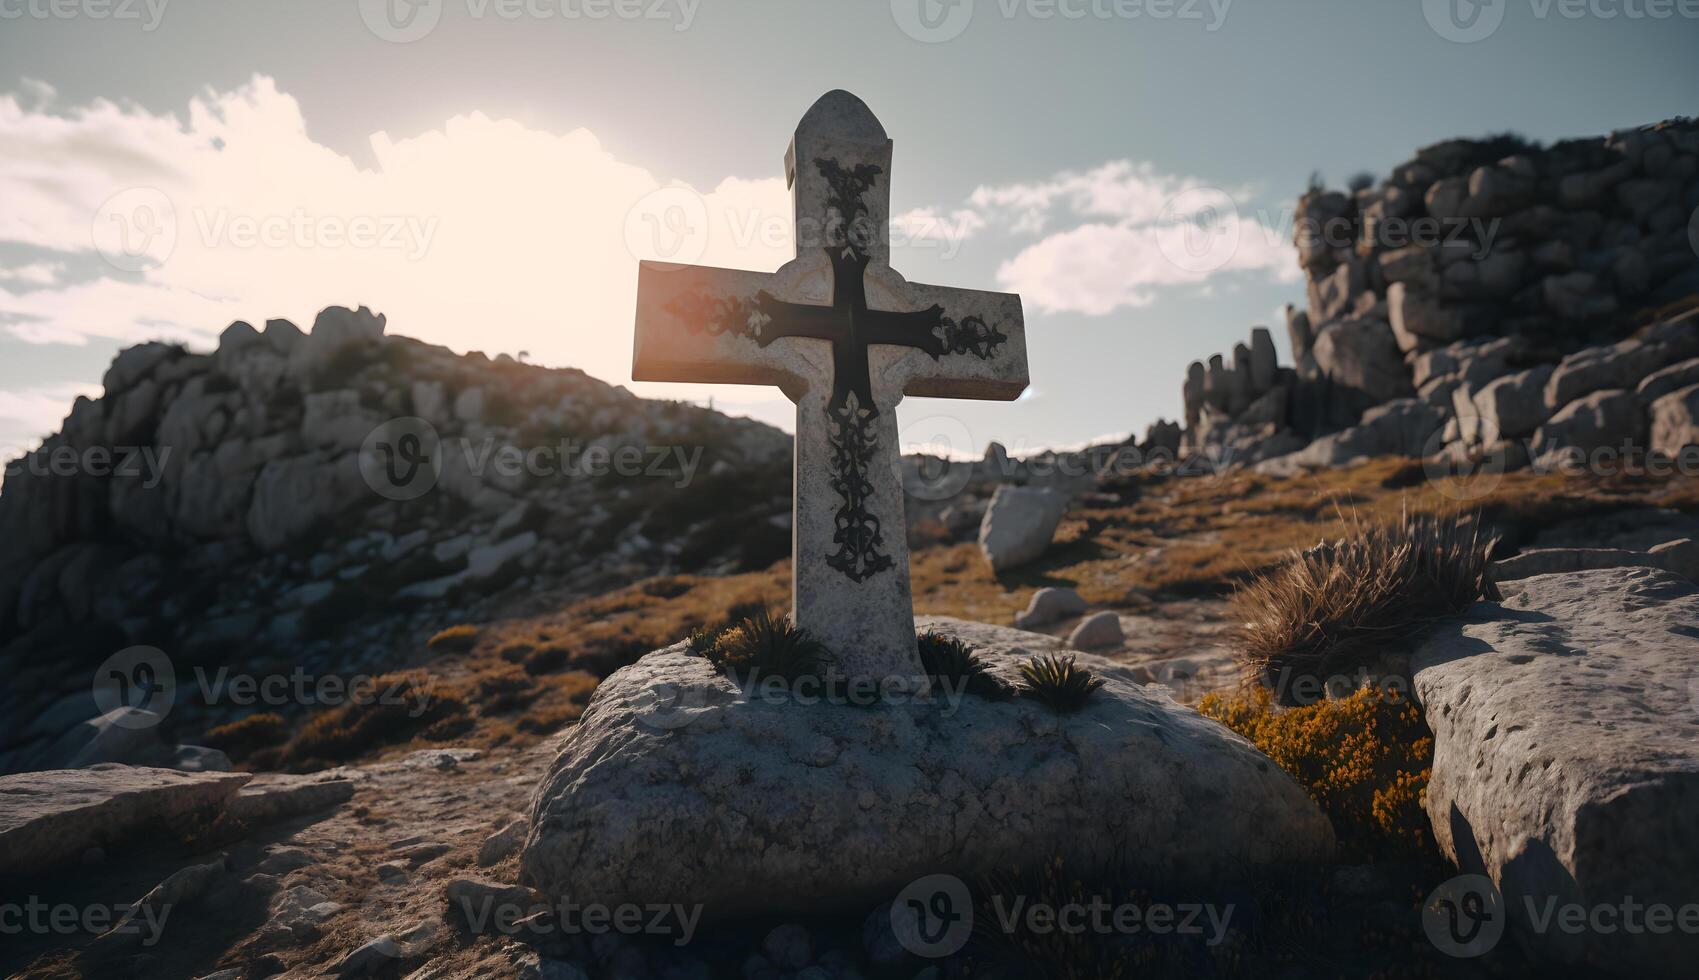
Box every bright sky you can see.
[1,0,1695,458]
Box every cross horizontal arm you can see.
[864,281,1029,401]
[632,260,814,389]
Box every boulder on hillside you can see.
[1255,399,1443,475]
[1636,358,1699,407]
[1388,282,1465,351]
[978,485,1068,573]
[1649,384,1699,458]
[1544,337,1667,411]
[1068,611,1124,650]
[521,618,1334,920]
[101,342,181,397]
[1530,389,1644,469]
[0,766,251,876]
[1467,365,1555,439]
[1412,567,1699,976]
[246,452,369,551]
[288,305,387,380]
[1014,586,1086,630]
[1310,318,1414,405]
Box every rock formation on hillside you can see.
[0,307,792,771]
[1175,118,1699,472]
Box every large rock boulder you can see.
[977,485,1068,573]
[1530,389,1643,469]
[1013,587,1086,630]
[1310,319,1414,402]
[246,452,368,550]
[1544,338,1667,411]
[1412,567,1699,976]
[288,305,387,380]
[1649,384,1699,458]
[1467,365,1555,439]
[1255,399,1443,475]
[521,618,1334,919]
[0,766,250,875]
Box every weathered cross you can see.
[632,90,1028,684]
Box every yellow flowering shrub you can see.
[1198,685,1432,857]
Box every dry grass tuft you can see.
[1233,509,1498,700]
[1199,684,1433,858]
[201,712,291,762]
[426,624,480,653]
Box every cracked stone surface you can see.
[1413,567,1699,975]
[520,617,1333,918]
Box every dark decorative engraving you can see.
[825,390,893,582]
[664,157,1006,582]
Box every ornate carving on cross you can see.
[632,90,1029,683]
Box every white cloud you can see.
[0,262,64,286]
[0,76,794,397]
[932,160,1300,316]
[0,76,1301,417]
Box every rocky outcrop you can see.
[0,306,792,772]
[0,766,251,875]
[1169,118,1699,476]
[1412,567,1699,976]
[521,618,1334,919]
[1650,383,1699,457]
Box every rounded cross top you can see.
[795,90,887,144]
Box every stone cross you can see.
[632,90,1029,684]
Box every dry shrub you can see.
[1233,510,1498,699]
[427,624,480,653]
[202,712,291,761]
[1199,685,1432,858]
[279,671,470,768]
